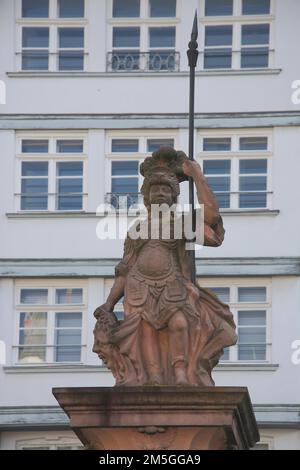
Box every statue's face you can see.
[149,183,173,206]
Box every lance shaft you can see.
[187,11,199,284]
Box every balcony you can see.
[105,192,143,210]
[107,51,180,72]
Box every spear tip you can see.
[192,10,198,39]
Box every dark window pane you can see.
[55,345,81,362]
[114,311,124,321]
[206,176,230,192]
[22,0,49,18]
[112,161,139,176]
[113,27,140,47]
[56,289,83,304]
[113,0,140,17]
[205,0,233,16]
[203,138,231,151]
[149,27,175,48]
[56,140,83,153]
[22,51,49,70]
[240,159,267,174]
[58,178,83,193]
[57,162,83,177]
[209,287,230,303]
[55,312,82,328]
[22,140,48,153]
[239,193,267,208]
[22,162,48,177]
[20,312,47,328]
[242,24,269,45]
[241,47,269,68]
[21,196,48,210]
[203,160,231,174]
[216,193,230,208]
[59,0,84,18]
[112,139,139,152]
[20,289,48,304]
[238,310,266,325]
[57,195,82,210]
[238,327,266,344]
[18,346,46,362]
[19,329,46,345]
[238,344,266,360]
[59,28,84,48]
[205,26,232,46]
[150,0,176,17]
[240,137,268,150]
[204,49,232,69]
[242,0,270,15]
[240,176,266,191]
[112,177,138,193]
[22,27,49,47]
[22,178,48,195]
[147,139,174,152]
[238,287,266,302]
[59,51,84,70]
[220,347,230,360]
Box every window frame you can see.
[197,129,273,211]
[16,132,88,212]
[107,0,180,72]
[14,280,88,365]
[199,277,272,363]
[199,0,275,70]
[16,0,88,72]
[105,131,177,211]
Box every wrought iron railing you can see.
[107,51,180,72]
[105,192,143,210]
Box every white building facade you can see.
[0,0,299,450]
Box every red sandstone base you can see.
[52,386,259,450]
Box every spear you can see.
[187,11,199,284]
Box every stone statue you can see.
[93,148,237,387]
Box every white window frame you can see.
[198,0,276,70]
[15,131,88,212]
[16,0,89,72]
[197,129,273,210]
[199,277,272,363]
[107,0,181,72]
[14,279,88,365]
[105,130,178,210]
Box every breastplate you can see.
[136,240,176,279]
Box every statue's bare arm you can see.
[182,160,224,247]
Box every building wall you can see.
[0,0,300,450]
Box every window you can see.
[17,134,86,212]
[109,0,178,72]
[15,284,86,364]
[19,1,86,71]
[199,132,271,210]
[202,0,273,69]
[22,27,49,70]
[200,281,270,362]
[58,28,84,71]
[21,162,48,210]
[106,134,175,209]
[241,24,269,68]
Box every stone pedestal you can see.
[53,386,259,450]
